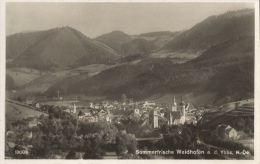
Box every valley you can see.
[4,7,255,160]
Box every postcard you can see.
[1,0,259,162]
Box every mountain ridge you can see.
[162,9,254,52]
[7,26,120,70]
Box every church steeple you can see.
[179,96,185,106]
[172,96,177,111]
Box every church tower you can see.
[172,96,177,111]
[149,109,159,129]
[179,96,186,124]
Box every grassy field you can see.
[150,50,201,63]
[146,92,218,105]
[202,99,254,128]
[6,101,47,126]
[40,100,79,107]
[6,68,41,87]
[11,64,116,95]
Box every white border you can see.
[0,0,259,164]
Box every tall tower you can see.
[73,103,77,114]
[179,96,186,124]
[169,111,173,125]
[172,96,177,111]
[149,109,159,129]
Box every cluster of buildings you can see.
[149,97,190,128]
[24,95,199,128]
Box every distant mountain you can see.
[47,35,254,104]
[7,27,120,70]
[162,9,254,52]
[138,31,175,37]
[96,31,159,58]
[9,8,255,105]
[95,30,133,53]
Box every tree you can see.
[224,96,231,104]
[66,150,77,159]
[78,110,84,116]
[83,135,106,159]
[121,94,127,103]
[39,114,45,120]
[161,124,169,134]
[115,133,137,156]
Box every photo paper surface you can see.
[1,0,259,161]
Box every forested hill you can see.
[95,30,133,53]
[95,31,158,57]
[47,36,254,104]
[6,30,47,60]
[7,27,120,71]
[162,9,254,52]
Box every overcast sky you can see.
[6,2,254,38]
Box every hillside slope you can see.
[162,9,254,52]
[121,38,157,57]
[135,31,180,48]
[6,31,47,60]
[47,36,254,104]
[7,27,120,70]
[6,101,48,126]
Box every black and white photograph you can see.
[1,0,259,160]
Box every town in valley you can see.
[4,3,255,160]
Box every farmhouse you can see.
[216,125,238,139]
[35,102,40,108]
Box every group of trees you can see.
[228,117,254,137]
[6,105,143,159]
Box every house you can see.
[94,104,101,109]
[143,101,156,108]
[28,118,38,127]
[216,125,238,139]
[144,101,155,106]
[35,102,40,108]
[6,142,15,149]
[90,102,94,109]
[114,101,119,105]
[25,99,34,106]
[165,111,183,125]
[86,116,98,122]
[5,142,16,152]
[78,110,85,120]
[6,131,14,137]
[106,104,114,109]
[134,109,140,115]
[105,116,111,122]
[140,119,148,127]
[64,109,71,113]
